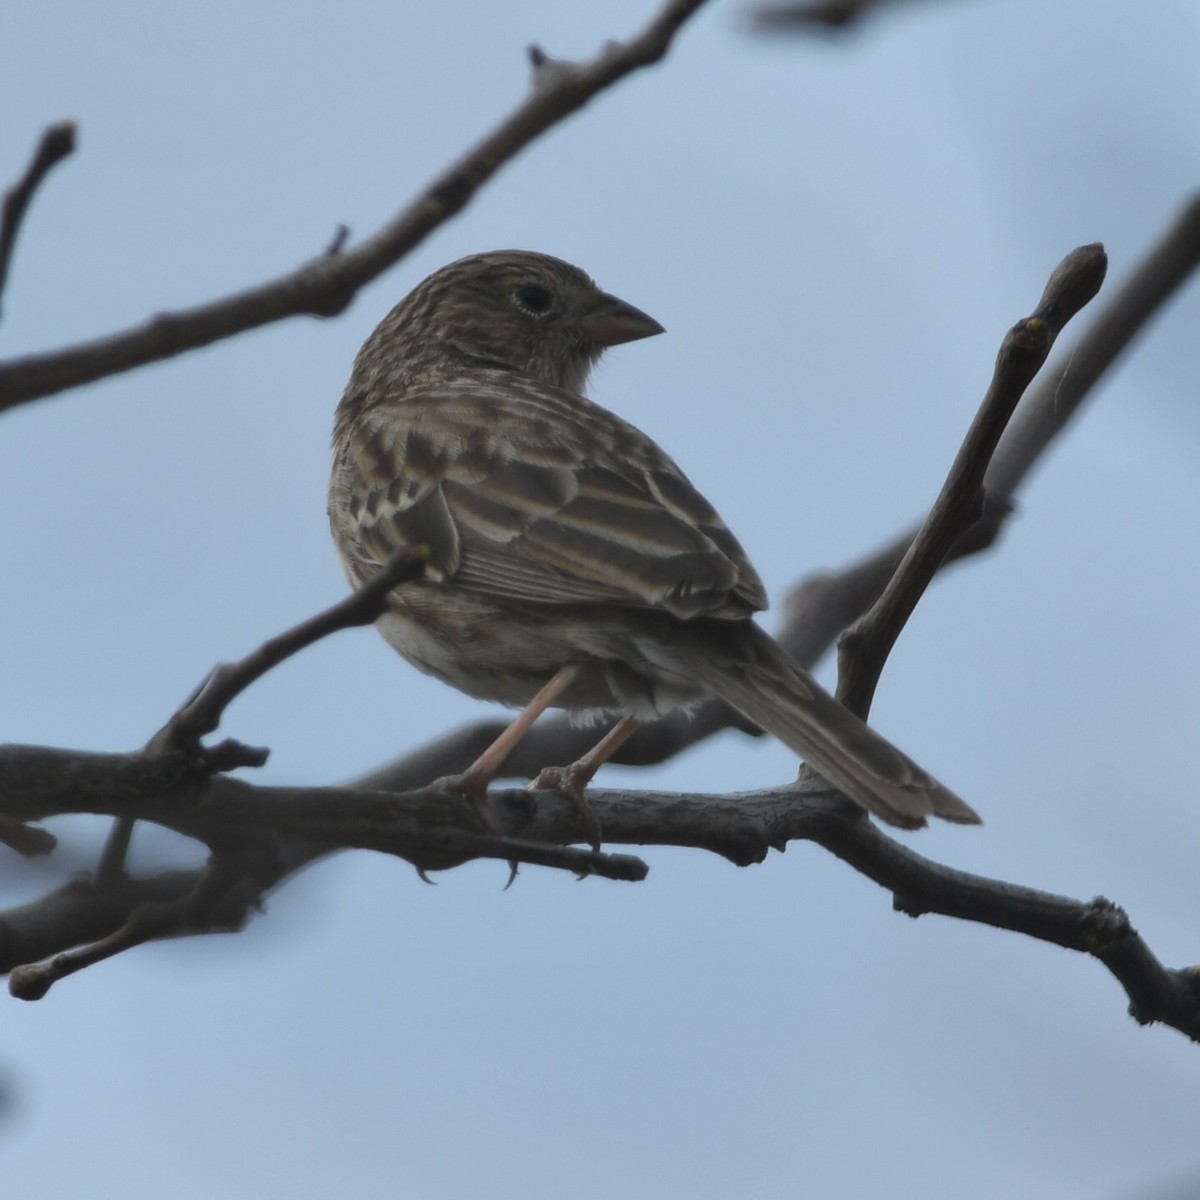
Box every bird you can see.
[328,250,980,845]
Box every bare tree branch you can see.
[146,547,430,767]
[785,193,1200,670]
[489,784,1200,1042]
[0,121,76,318]
[835,243,1107,719]
[986,193,1200,499]
[749,0,931,31]
[3,747,1197,1039]
[92,547,433,889]
[8,853,249,1001]
[0,815,57,857]
[0,742,649,997]
[0,0,709,413]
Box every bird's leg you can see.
[438,664,584,831]
[529,714,640,852]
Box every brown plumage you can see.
[329,250,980,831]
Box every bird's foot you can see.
[432,770,521,887]
[527,763,604,855]
[432,770,502,832]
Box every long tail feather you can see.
[691,625,980,829]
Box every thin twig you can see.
[987,195,1200,499]
[0,121,76,318]
[147,547,429,761]
[6,818,648,1001]
[0,0,709,412]
[8,853,244,1000]
[94,815,136,889]
[835,243,1107,720]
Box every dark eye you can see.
[512,284,554,316]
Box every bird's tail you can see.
[690,624,980,829]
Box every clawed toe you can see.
[433,771,522,887]
[528,765,603,854]
[433,770,501,833]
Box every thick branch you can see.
[0,0,708,412]
[0,743,648,996]
[498,783,1200,1041]
[775,797,1200,1042]
[2,746,1196,1038]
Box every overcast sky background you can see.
[3,2,1199,1197]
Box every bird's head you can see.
[360,250,664,395]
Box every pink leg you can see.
[530,714,640,851]
[440,664,583,824]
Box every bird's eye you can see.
[512,284,555,316]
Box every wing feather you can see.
[329,377,768,618]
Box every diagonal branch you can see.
[0,0,709,412]
[490,783,1200,1042]
[835,243,1107,719]
[0,121,76,318]
[91,546,434,889]
[815,818,1200,1041]
[986,194,1200,499]
[786,195,1200,670]
[146,547,430,767]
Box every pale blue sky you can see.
[2,3,1199,1198]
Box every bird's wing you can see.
[333,379,767,619]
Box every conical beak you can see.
[579,291,665,346]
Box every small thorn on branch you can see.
[527,43,576,89]
[325,223,350,256]
[455,828,650,882]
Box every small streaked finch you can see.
[328,250,980,836]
